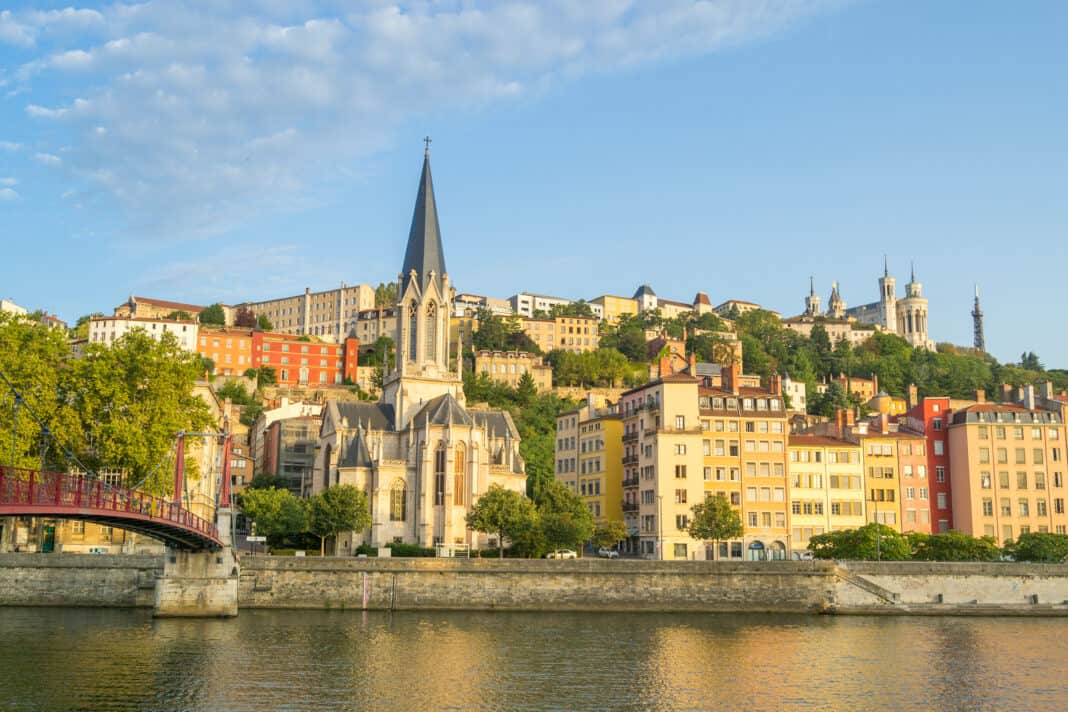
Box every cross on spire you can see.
[423,135,432,156]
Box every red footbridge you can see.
[0,467,222,551]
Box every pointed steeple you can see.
[401,139,447,295]
[910,261,916,283]
[809,276,815,296]
[884,254,889,277]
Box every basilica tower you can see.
[878,256,897,332]
[804,276,821,316]
[380,143,464,429]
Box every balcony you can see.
[622,501,640,513]
[622,454,639,466]
[622,431,639,443]
[622,476,640,488]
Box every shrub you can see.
[386,543,436,557]
[354,544,378,557]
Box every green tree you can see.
[515,371,537,405]
[375,282,398,307]
[687,493,744,554]
[199,303,226,325]
[199,355,215,376]
[907,531,1002,561]
[244,366,277,390]
[1005,532,1068,562]
[808,524,911,561]
[466,484,538,558]
[73,313,103,339]
[164,310,193,321]
[536,479,594,553]
[239,486,308,547]
[256,314,273,331]
[1020,352,1044,371]
[309,484,372,556]
[592,520,627,549]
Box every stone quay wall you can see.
[0,553,162,608]
[6,555,1068,615]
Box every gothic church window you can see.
[434,442,446,505]
[426,302,438,363]
[390,480,407,521]
[408,302,418,361]
[454,442,466,506]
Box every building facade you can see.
[787,435,865,557]
[556,395,624,527]
[88,316,198,351]
[474,350,552,391]
[240,283,374,343]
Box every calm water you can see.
[0,608,1067,711]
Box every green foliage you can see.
[536,479,595,552]
[471,308,540,354]
[199,355,215,375]
[218,379,265,426]
[548,300,594,318]
[466,484,539,558]
[240,487,308,547]
[385,542,436,557]
[808,524,911,561]
[243,366,277,391]
[1005,532,1068,562]
[355,544,378,557]
[545,348,643,388]
[74,313,103,339]
[687,493,744,544]
[256,314,273,331]
[515,371,537,405]
[592,520,628,548]
[199,303,226,325]
[374,282,398,307]
[358,336,395,370]
[164,310,193,321]
[907,531,1002,561]
[308,484,372,556]
[247,473,280,490]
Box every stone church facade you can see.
[312,148,526,553]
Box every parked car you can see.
[597,547,620,559]
[546,549,578,559]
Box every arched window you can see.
[425,302,437,363]
[434,442,446,506]
[453,442,466,506]
[408,302,418,361]
[390,480,407,521]
[323,444,332,488]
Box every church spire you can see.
[910,261,916,283]
[809,275,815,297]
[884,254,889,277]
[401,139,447,295]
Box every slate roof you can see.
[336,401,395,431]
[338,427,374,468]
[411,393,473,427]
[633,284,656,298]
[401,152,447,295]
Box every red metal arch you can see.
[0,467,221,551]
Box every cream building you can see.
[521,315,600,354]
[312,149,527,553]
[241,283,375,343]
[556,395,624,526]
[474,350,552,392]
[88,316,198,351]
[787,435,865,558]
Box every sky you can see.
[1,1,1066,367]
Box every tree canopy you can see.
[308,484,371,556]
[199,303,226,325]
[466,484,538,558]
[687,493,744,546]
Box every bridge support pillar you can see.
[154,509,239,618]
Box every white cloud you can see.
[0,141,21,152]
[0,177,17,186]
[34,152,62,166]
[11,0,846,238]
[0,188,19,201]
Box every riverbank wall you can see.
[5,554,1068,615]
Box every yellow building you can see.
[521,315,599,354]
[555,396,624,527]
[867,391,908,416]
[949,403,1068,542]
[787,435,865,557]
[474,350,552,392]
[858,433,906,531]
[589,294,639,324]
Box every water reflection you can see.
[1,608,1067,710]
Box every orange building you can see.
[197,327,255,376]
[253,332,359,387]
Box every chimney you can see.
[999,383,1013,403]
[845,409,856,427]
[726,360,742,395]
[1040,381,1055,400]
[907,383,918,411]
[1023,384,1036,411]
[878,412,889,433]
[689,353,697,375]
[975,389,986,404]
[835,409,845,432]
[768,372,782,397]
[873,373,879,393]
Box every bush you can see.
[386,543,436,557]
[268,549,322,557]
[1005,532,1068,563]
[354,544,378,557]
[477,547,524,558]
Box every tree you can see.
[256,314,273,331]
[515,371,537,405]
[374,282,398,307]
[74,313,103,339]
[234,306,257,327]
[592,520,627,549]
[1020,352,1044,372]
[466,485,538,558]
[165,310,193,321]
[687,493,744,554]
[808,524,910,561]
[536,479,594,553]
[309,485,371,556]
[199,355,215,376]
[1005,532,1068,562]
[199,303,226,325]
[907,531,1002,561]
[238,486,308,547]
[244,366,277,390]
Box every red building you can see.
[252,332,359,387]
[902,396,954,532]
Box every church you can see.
[312,147,527,553]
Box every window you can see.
[934,440,944,456]
[936,492,946,509]
[1015,448,1026,465]
[1019,499,1030,517]
[408,301,418,360]
[674,444,687,455]
[675,489,687,504]
[390,480,407,521]
[675,515,689,530]
[936,466,946,483]
[933,418,943,431]
[674,465,687,479]
[748,512,758,527]
[980,472,992,489]
[675,416,685,429]
[454,443,466,506]
[674,543,688,559]
[999,471,1010,489]
[1017,472,1028,489]
[434,443,446,506]
[1001,498,1012,516]
[982,499,993,516]
[1034,449,1045,465]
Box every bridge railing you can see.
[0,466,218,541]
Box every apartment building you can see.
[197,327,255,376]
[509,292,573,318]
[474,350,552,391]
[254,332,359,387]
[241,283,374,342]
[88,316,198,351]
[521,315,600,354]
[556,396,624,526]
[787,435,865,557]
[589,294,638,324]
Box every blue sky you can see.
[1,1,1066,367]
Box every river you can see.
[1,608,1067,710]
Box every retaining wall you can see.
[0,553,161,608]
